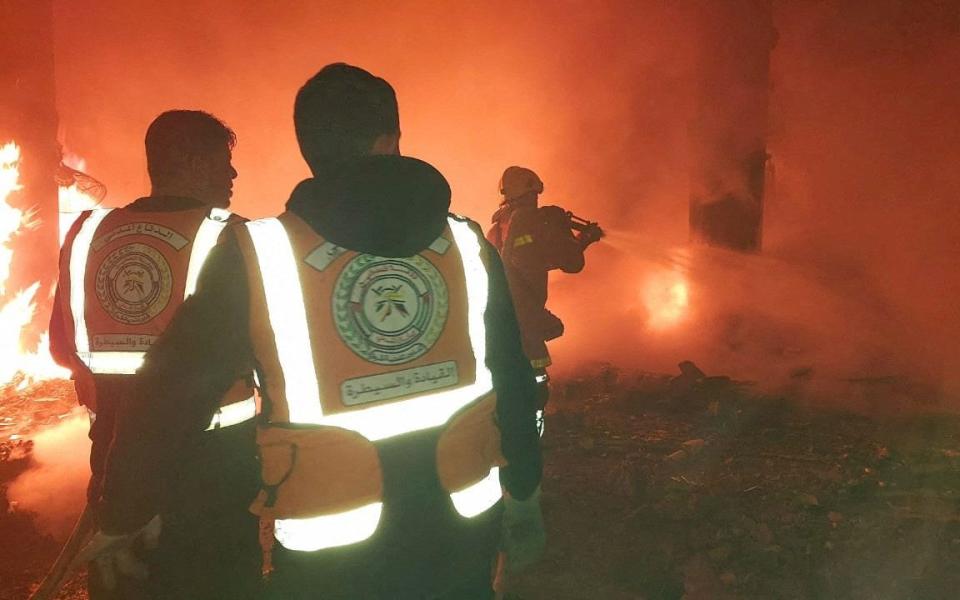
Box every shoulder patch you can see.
[305,241,348,272]
[428,235,451,255]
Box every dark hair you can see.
[294,63,399,176]
[145,110,236,185]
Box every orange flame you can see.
[0,141,99,387]
[643,268,690,330]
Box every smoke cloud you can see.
[7,411,90,540]
[49,1,960,410]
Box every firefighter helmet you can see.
[499,166,544,201]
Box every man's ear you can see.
[370,131,401,156]
[187,154,208,175]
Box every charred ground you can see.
[4,370,960,600]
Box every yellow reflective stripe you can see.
[274,502,383,551]
[448,217,493,400]
[530,357,552,369]
[450,466,502,518]
[246,219,323,423]
[77,351,145,374]
[184,210,231,298]
[513,234,534,248]
[69,209,114,360]
[205,395,256,431]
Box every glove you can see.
[539,310,564,342]
[501,487,546,573]
[576,223,604,247]
[77,514,161,590]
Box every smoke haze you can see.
[7,411,90,540]
[49,1,960,409]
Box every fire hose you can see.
[565,211,604,243]
[28,503,96,600]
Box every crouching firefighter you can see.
[487,166,603,433]
[52,110,261,600]
[85,63,544,600]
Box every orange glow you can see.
[0,143,26,294]
[0,141,98,386]
[58,179,101,246]
[643,269,690,330]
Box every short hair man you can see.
[52,110,259,599]
[86,65,544,599]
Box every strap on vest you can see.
[262,444,298,508]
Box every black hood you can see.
[286,155,451,257]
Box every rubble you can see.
[509,362,960,599]
[5,362,960,599]
[0,378,83,600]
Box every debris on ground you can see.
[0,378,83,600]
[5,366,960,599]
[508,362,960,600]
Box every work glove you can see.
[539,310,564,342]
[501,487,546,573]
[576,222,604,247]
[76,514,161,590]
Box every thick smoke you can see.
[550,1,960,411]
[50,0,960,409]
[7,410,90,540]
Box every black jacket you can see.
[98,156,542,533]
[487,202,585,365]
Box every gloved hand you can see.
[501,487,546,573]
[77,514,161,590]
[576,222,604,247]
[539,310,564,342]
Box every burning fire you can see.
[58,151,104,245]
[643,267,690,330]
[0,141,100,387]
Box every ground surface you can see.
[510,366,960,600]
[0,378,86,600]
[3,369,960,599]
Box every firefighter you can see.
[83,64,544,599]
[487,167,603,429]
[50,110,260,599]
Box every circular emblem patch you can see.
[333,255,448,365]
[95,243,173,325]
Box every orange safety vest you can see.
[235,212,505,552]
[59,206,255,429]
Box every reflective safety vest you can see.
[60,206,255,429]
[236,212,506,552]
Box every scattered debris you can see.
[8,364,960,600]
[511,363,960,599]
[666,449,687,462]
